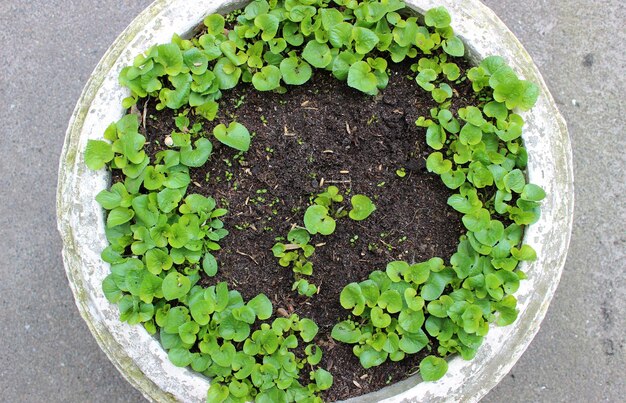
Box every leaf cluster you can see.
[156,282,332,403]
[332,36,545,382]
[117,0,468,118]
[272,228,318,297]
[272,186,375,298]
[89,113,332,401]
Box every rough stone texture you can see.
[0,1,622,403]
[480,1,626,402]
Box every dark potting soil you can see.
[135,58,476,401]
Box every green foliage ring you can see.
[84,1,545,401]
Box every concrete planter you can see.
[57,0,573,402]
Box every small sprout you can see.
[396,168,407,178]
[260,115,268,125]
[350,235,359,246]
[314,185,343,208]
[377,181,386,187]
[233,95,245,108]
[293,278,318,297]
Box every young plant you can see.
[348,195,376,221]
[303,205,336,236]
[272,228,318,297]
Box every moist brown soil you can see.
[137,59,475,401]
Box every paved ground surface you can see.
[0,0,623,402]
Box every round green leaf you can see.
[145,248,173,274]
[203,14,225,35]
[180,138,212,167]
[313,368,333,390]
[426,152,452,174]
[521,184,546,201]
[183,48,208,75]
[426,124,445,150]
[349,195,376,221]
[378,290,403,313]
[279,57,312,86]
[331,321,361,343]
[252,65,281,91]
[462,208,490,232]
[443,36,465,57]
[398,308,425,333]
[254,13,279,41]
[371,307,392,328]
[302,40,331,68]
[441,169,466,189]
[213,57,241,90]
[303,205,336,235]
[503,169,526,193]
[358,347,388,369]
[190,299,214,325]
[157,188,183,213]
[155,43,184,75]
[85,140,114,170]
[168,347,193,367]
[352,27,379,54]
[339,283,365,315]
[213,121,251,152]
[106,207,134,228]
[511,244,537,261]
[420,355,448,381]
[248,294,273,320]
[162,271,191,301]
[299,318,319,342]
[347,61,378,95]
[424,7,451,28]
[206,384,229,403]
[459,123,483,145]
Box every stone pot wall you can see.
[57,0,573,401]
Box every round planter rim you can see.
[57,0,573,402]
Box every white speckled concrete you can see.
[55,1,572,402]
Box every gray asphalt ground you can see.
[0,0,623,402]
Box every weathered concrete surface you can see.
[480,1,626,402]
[0,0,623,402]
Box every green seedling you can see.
[349,195,376,221]
[213,121,251,152]
[273,228,318,298]
[304,205,336,236]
